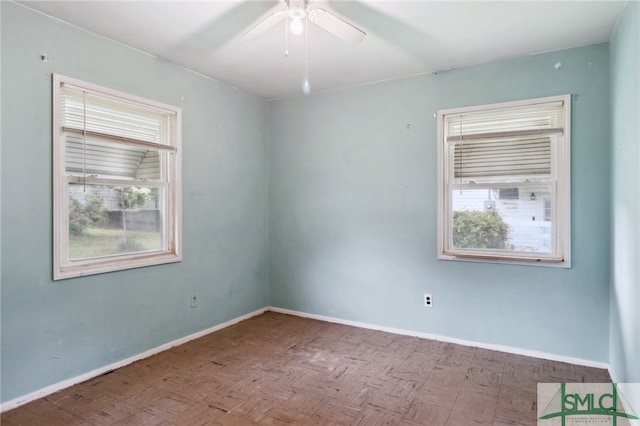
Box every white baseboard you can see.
[267,306,612,371]
[0,307,268,413]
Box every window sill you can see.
[54,252,182,280]
[438,252,570,268]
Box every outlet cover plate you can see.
[424,293,433,307]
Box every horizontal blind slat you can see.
[452,137,551,179]
[447,127,563,142]
[62,127,176,152]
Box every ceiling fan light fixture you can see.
[290,17,304,35]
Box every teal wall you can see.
[268,43,611,363]
[1,2,268,403]
[610,0,640,383]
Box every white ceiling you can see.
[17,0,627,100]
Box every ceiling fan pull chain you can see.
[303,12,310,94]
[285,15,289,57]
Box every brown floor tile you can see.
[450,392,497,423]
[4,398,88,426]
[403,400,452,425]
[117,409,170,426]
[493,405,537,426]
[574,365,612,383]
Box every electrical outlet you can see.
[424,293,433,307]
[191,294,198,308]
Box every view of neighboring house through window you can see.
[53,74,182,279]
[437,95,571,266]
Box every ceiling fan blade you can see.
[242,10,287,40]
[308,8,365,43]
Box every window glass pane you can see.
[451,185,552,253]
[543,197,552,222]
[68,183,164,260]
[65,134,163,181]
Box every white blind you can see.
[446,101,565,141]
[453,137,551,179]
[446,100,564,181]
[60,85,175,148]
[60,84,174,179]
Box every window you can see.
[437,95,570,266]
[53,74,182,279]
[499,188,519,200]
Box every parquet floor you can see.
[1,312,611,425]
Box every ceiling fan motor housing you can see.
[287,0,308,19]
[288,8,305,20]
[243,0,365,43]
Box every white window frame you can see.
[53,74,182,280]
[436,95,571,267]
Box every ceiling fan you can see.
[241,0,366,43]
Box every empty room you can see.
[1,0,638,425]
